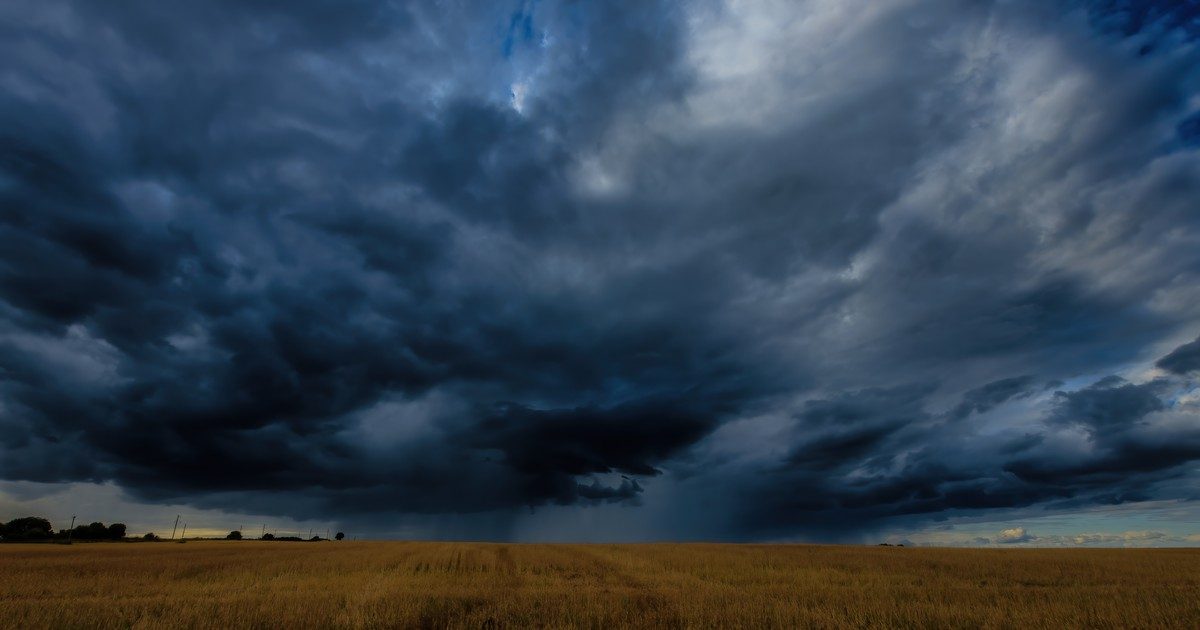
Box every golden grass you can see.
[0,541,1196,628]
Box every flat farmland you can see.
[0,541,1196,628]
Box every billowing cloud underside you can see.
[1,0,1199,540]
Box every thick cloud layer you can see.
[2,0,1199,540]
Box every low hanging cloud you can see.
[1,0,1200,540]
[1157,335,1200,375]
[996,527,1037,544]
[932,528,1187,547]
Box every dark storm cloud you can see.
[1049,377,1166,432]
[2,0,1200,540]
[733,384,1052,535]
[785,384,933,472]
[416,397,723,508]
[470,400,719,479]
[0,0,754,519]
[1084,0,1200,39]
[725,353,1200,539]
[950,376,1038,420]
[1156,335,1200,375]
[999,376,1200,491]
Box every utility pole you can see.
[66,515,76,543]
[181,523,187,539]
[261,524,266,538]
[171,515,180,540]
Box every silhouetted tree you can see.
[2,517,53,540]
[107,523,127,540]
[143,533,158,541]
[227,530,242,540]
[73,522,108,540]
[261,533,275,541]
[335,532,345,541]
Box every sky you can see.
[1,0,1199,546]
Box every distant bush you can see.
[227,530,243,540]
[143,533,159,541]
[261,533,275,541]
[335,532,345,541]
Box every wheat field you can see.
[0,541,1196,628]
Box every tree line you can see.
[2,516,347,542]
[1,517,127,541]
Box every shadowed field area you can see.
[0,541,1196,628]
